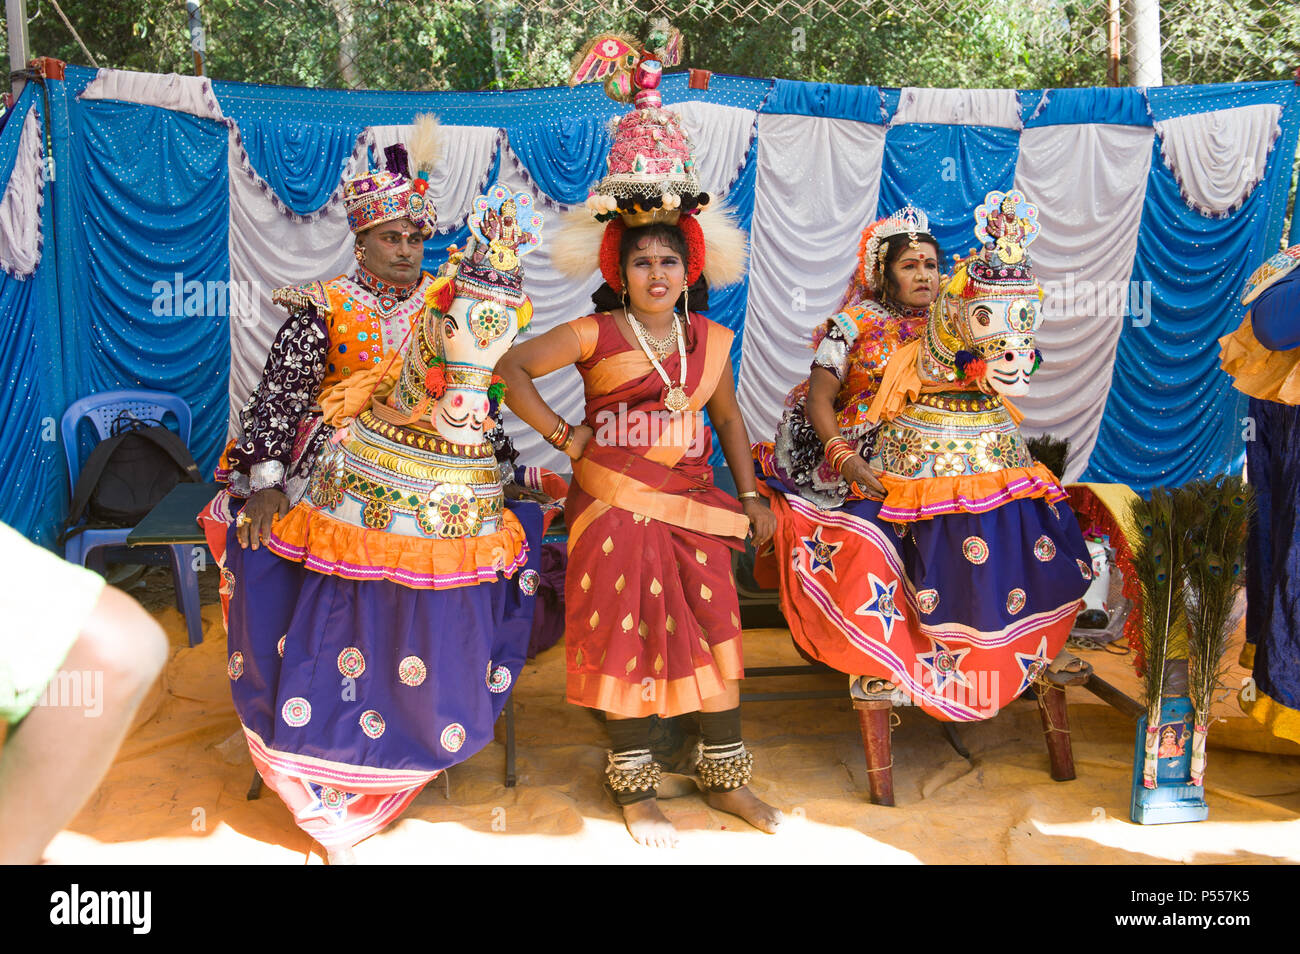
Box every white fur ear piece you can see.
[550,208,607,280]
[696,204,749,288]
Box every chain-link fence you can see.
[2,0,1298,92]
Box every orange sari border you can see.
[573,454,750,543]
[566,635,744,718]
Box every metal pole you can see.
[186,0,206,77]
[1125,0,1163,87]
[6,0,31,98]
[1107,0,1121,88]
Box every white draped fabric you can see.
[892,88,1022,129]
[0,107,45,278]
[738,114,887,444]
[1153,104,1282,216]
[677,101,760,197]
[1012,124,1156,481]
[78,68,225,121]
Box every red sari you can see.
[562,311,750,718]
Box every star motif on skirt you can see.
[800,526,843,580]
[297,779,361,825]
[916,636,972,694]
[1013,635,1051,696]
[854,573,906,642]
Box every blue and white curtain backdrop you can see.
[1,66,1297,545]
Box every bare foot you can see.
[622,798,679,848]
[326,846,357,865]
[707,785,784,834]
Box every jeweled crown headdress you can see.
[863,204,930,291]
[344,114,443,238]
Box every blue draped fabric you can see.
[0,90,66,544]
[0,264,64,544]
[69,100,231,478]
[876,123,1020,257]
[762,79,885,123]
[1081,131,1295,489]
[1021,87,1152,127]
[505,116,612,205]
[706,120,760,467]
[238,119,363,214]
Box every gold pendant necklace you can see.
[627,309,690,413]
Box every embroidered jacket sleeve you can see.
[811,311,860,379]
[226,304,329,489]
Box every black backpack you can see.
[58,412,202,543]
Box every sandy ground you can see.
[42,566,1300,865]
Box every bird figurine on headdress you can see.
[568,18,683,108]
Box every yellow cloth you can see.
[866,339,1025,425]
[318,362,401,427]
[1218,314,1300,405]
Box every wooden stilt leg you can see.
[854,700,895,806]
[1036,681,1076,781]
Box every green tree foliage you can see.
[1,0,1295,90]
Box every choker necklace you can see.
[627,309,690,413]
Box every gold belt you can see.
[344,436,501,484]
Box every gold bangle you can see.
[738,491,760,501]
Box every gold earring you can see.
[354,244,366,264]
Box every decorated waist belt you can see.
[870,391,1033,479]
[307,409,504,538]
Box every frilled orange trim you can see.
[1219,315,1300,405]
[877,462,1067,523]
[268,505,528,590]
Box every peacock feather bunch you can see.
[1182,476,1253,736]
[1025,434,1070,483]
[1128,487,1190,713]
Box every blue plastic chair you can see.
[61,389,205,647]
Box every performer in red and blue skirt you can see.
[755,193,1092,721]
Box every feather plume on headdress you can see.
[695,204,748,288]
[407,113,444,181]
[550,207,610,280]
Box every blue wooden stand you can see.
[1129,696,1208,824]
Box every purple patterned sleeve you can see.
[226,306,329,483]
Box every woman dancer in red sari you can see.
[498,219,780,847]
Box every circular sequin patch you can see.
[220,566,236,597]
[277,635,286,658]
[398,655,427,687]
[518,569,540,595]
[1033,535,1057,562]
[362,498,393,531]
[488,665,512,694]
[337,647,366,678]
[320,787,346,810]
[962,536,990,565]
[934,649,956,674]
[227,652,244,680]
[1007,588,1027,614]
[359,710,385,739]
[282,697,311,727]
[916,589,940,615]
[1077,559,1093,580]
[440,723,466,753]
